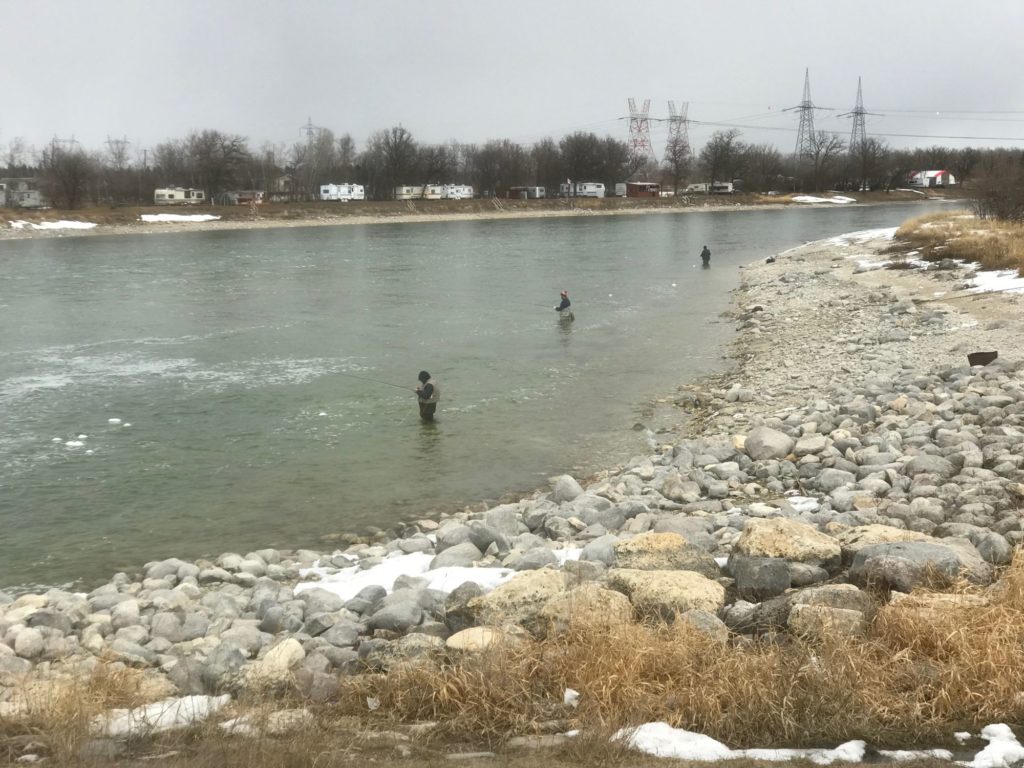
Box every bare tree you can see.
[559,132,605,184]
[39,141,96,209]
[699,129,746,186]
[186,130,250,195]
[849,136,889,191]
[530,137,562,193]
[806,131,845,191]
[381,126,418,197]
[662,133,691,193]
[741,143,784,193]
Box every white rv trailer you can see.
[154,187,206,205]
[575,182,605,198]
[422,184,444,199]
[393,185,422,200]
[442,184,474,200]
[558,182,605,198]
[320,183,365,202]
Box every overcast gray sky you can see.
[4,0,1024,159]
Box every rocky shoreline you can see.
[2,224,1024,757]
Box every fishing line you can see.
[333,370,416,392]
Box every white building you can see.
[909,170,956,188]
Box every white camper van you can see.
[320,183,365,202]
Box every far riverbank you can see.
[0,189,956,241]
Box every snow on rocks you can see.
[9,220,97,230]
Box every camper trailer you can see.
[710,182,734,194]
[393,185,422,200]
[442,184,474,200]
[575,182,605,198]
[154,187,206,205]
[320,183,365,202]
[507,186,545,199]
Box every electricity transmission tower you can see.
[627,98,655,164]
[838,77,881,156]
[666,100,690,156]
[783,69,833,178]
[300,117,319,140]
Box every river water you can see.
[0,202,955,588]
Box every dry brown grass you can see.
[8,558,1024,763]
[331,556,1024,750]
[889,211,1024,274]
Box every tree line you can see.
[0,126,1019,210]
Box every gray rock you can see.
[108,638,156,665]
[817,468,856,493]
[297,588,344,616]
[27,609,73,636]
[510,548,558,571]
[319,621,361,648]
[468,523,510,556]
[435,522,473,552]
[150,612,184,642]
[905,454,956,478]
[14,627,44,659]
[850,541,980,592]
[220,625,267,657]
[444,582,485,634]
[483,504,523,536]
[745,426,796,461]
[110,599,141,631]
[344,585,386,615]
[729,555,791,601]
[429,541,483,569]
[201,644,247,692]
[581,534,618,566]
[366,595,423,633]
[552,474,584,502]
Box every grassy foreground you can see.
[889,211,1024,274]
[5,558,1024,764]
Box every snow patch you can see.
[792,195,856,205]
[91,695,230,739]
[960,724,1024,768]
[140,213,221,223]
[967,268,1024,295]
[9,220,97,230]
[617,722,955,764]
[827,227,898,246]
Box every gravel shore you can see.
[2,224,1023,756]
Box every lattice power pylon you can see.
[838,77,881,156]
[628,98,655,164]
[666,100,690,157]
[792,69,816,162]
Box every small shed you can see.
[626,182,661,198]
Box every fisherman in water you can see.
[700,245,711,268]
[554,290,574,322]
[415,370,440,422]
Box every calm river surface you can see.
[0,202,955,588]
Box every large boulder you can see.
[849,540,993,592]
[608,569,725,621]
[239,638,305,691]
[613,532,720,578]
[734,518,841,571]
[788,605,866,639]
[551,474,584,502]
[467,569,566,630]
[536,583,633,634]
[744,427,795,461]
[833,524,931,565]
[904,454,956,479]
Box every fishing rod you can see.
[334,370,416,392]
